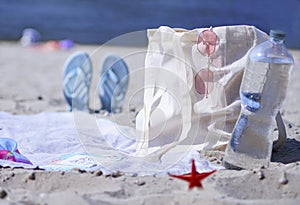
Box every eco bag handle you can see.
[273,111,287,151]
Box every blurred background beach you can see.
[0,1,300,204]
[0,0,299,48]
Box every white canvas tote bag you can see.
[135,25,285,159]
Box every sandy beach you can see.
[0,41,300,205]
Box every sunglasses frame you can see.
[195,27,220,98]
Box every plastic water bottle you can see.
[224,30,294,169]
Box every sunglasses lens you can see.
[203,30,218,45]
[198,68,214,82]
[197,29,219,56]
[195,73,205,94]
[195,69,214,95]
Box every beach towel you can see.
[135,25,269,158]
[0,112,219,175]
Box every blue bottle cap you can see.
[269,30,286,40]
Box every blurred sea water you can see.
[0,0,299,48]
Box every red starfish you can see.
[169,159,216,189]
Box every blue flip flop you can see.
[98,55,129,113]
[63,51,92,111]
